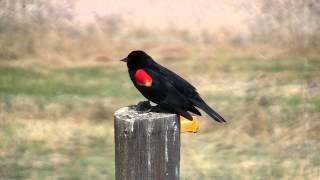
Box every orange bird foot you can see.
[180,116,199,133]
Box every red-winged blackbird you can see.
[121,50,226,123]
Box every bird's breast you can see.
[134,69,153,87]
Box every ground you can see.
[1,55,320,179]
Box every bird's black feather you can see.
[188,105,201,116]
[123,50,226,123]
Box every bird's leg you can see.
[136,101,152,111]
[136,101,199,133]
[149,105,171,113]
[136,101,166,112]
[143,104,167,113]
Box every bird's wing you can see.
[133,68,193,120]
[149,62,199,98]
[149,61,226,123]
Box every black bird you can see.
[121,50,226,123]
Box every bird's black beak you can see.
[120,57,127,62]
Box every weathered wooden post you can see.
[114,105,180,180]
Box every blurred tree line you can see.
[0,0,126,62]
[0,0,75,60]
[0,0,319,62]
[250,0,320,56]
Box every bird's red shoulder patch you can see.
[134,69,153,87]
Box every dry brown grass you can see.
[1,55,320,178]
[0,1,320,179]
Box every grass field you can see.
[1,56,320,179]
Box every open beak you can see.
[120,57,127,62]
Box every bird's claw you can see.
[136,101,152,111]
[136,101,169,113]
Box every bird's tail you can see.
[191,98,226,123]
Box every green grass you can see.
[0,120,115,179]
[1,56,320,179]
[0,65,140,99]
[218,56,320,72]
[180,135,320,179]
[1,120,319,180]
[1,57,320,97]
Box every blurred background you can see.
[0,0,319,179]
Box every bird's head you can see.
[121,50,152,69]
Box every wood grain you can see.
[114,106,180,180]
